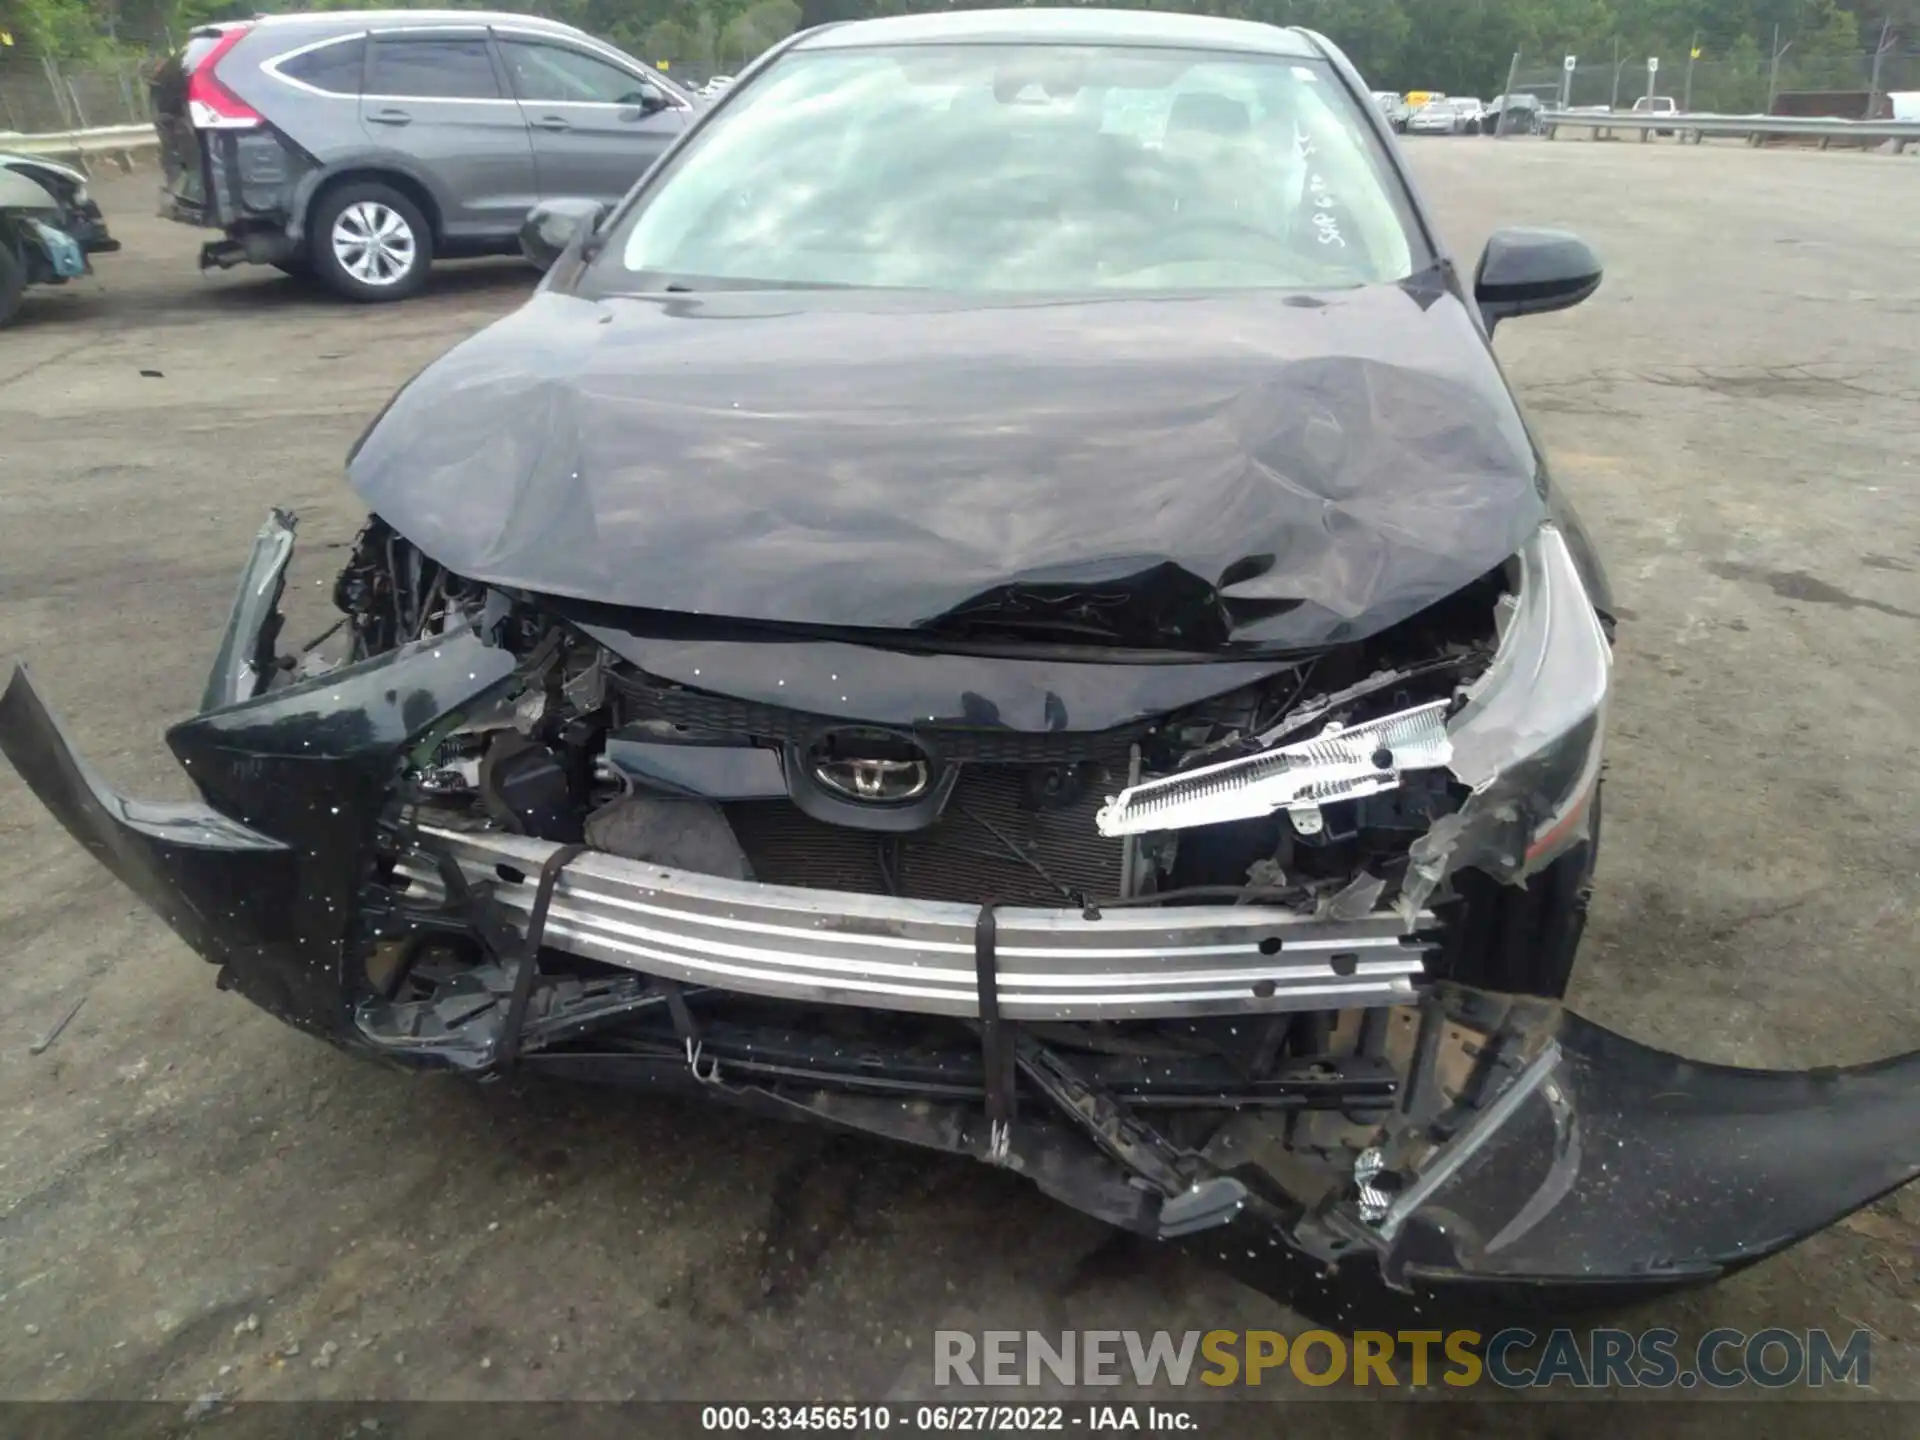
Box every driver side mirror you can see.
[626,88,674,116]
[519,197,608,273]
[1474,228,1602,335]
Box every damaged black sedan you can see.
[1,152,119,326]
[6,9,1915,1326]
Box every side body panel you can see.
[356,27,537,240]
[494,27,691,208]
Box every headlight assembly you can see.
[1441,522,1611,865]
[1401,523,1611,907]
[1095,523,1611,892]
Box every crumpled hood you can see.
[348,277,1544,651]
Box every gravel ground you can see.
[1,138,1916,1421]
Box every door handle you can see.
[367,108,412,126]
[531,115,573,132]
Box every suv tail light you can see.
[187,25,260,130]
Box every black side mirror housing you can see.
[519,198,609,273]
[1473,228,1602,334]
[631,88,674,116]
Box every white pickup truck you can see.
[1632,94,1679,134]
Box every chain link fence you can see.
[8,29,1916,139]
[1511,47,1920,119]
[0,48,153,133]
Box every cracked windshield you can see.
[604,43,1417,290]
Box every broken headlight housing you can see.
[1404,522,1611,903]
[1445,524,1611,855]
[1098,524,1610,892]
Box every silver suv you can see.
[151,10,697,301]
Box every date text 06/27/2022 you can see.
[699,1404,1198,1432]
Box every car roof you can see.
[246,9,585,34]
[794,8,1319,58]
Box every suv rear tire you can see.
[311,182,432,302]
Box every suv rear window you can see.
[366,37,501,100]
[279,36,366,96]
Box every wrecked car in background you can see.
[0,153,118,326]
[6,9,1916,1326]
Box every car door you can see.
[493,31,690,207]
[358,28,537,241]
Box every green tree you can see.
[3,0,1900,109]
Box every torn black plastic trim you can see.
[0,667,295,968]
[1388,993,1920,1285]
[1194,985,1920,1324]
[201,507,296,712]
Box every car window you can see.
[596,44,1420,294]
[279,36,366,96]
[501,40,653,106]
[366,37,501,100]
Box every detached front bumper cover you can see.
[2,515,1916,1326]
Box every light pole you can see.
[1868,17,1894,118]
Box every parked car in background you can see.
[1632,93,1678,135]
[1370,89,1409,130]
[0,153,120,326]
[1480,92,1544,135]
[1451,96,1486,130]
[699,74,736,98]
[1406,97,1468,134]
[150,9,698,301]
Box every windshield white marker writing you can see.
[1309,171,1345,248]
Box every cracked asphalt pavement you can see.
[1,139,1917,1417]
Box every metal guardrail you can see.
[1542,108,1920,151]
[0,123,157,167]
[3,106,1912,173]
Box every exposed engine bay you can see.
[311,507,1625,1254]
[336,513,1513,919]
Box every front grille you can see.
[616,676,1149,764]
[725,761,1127,906]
